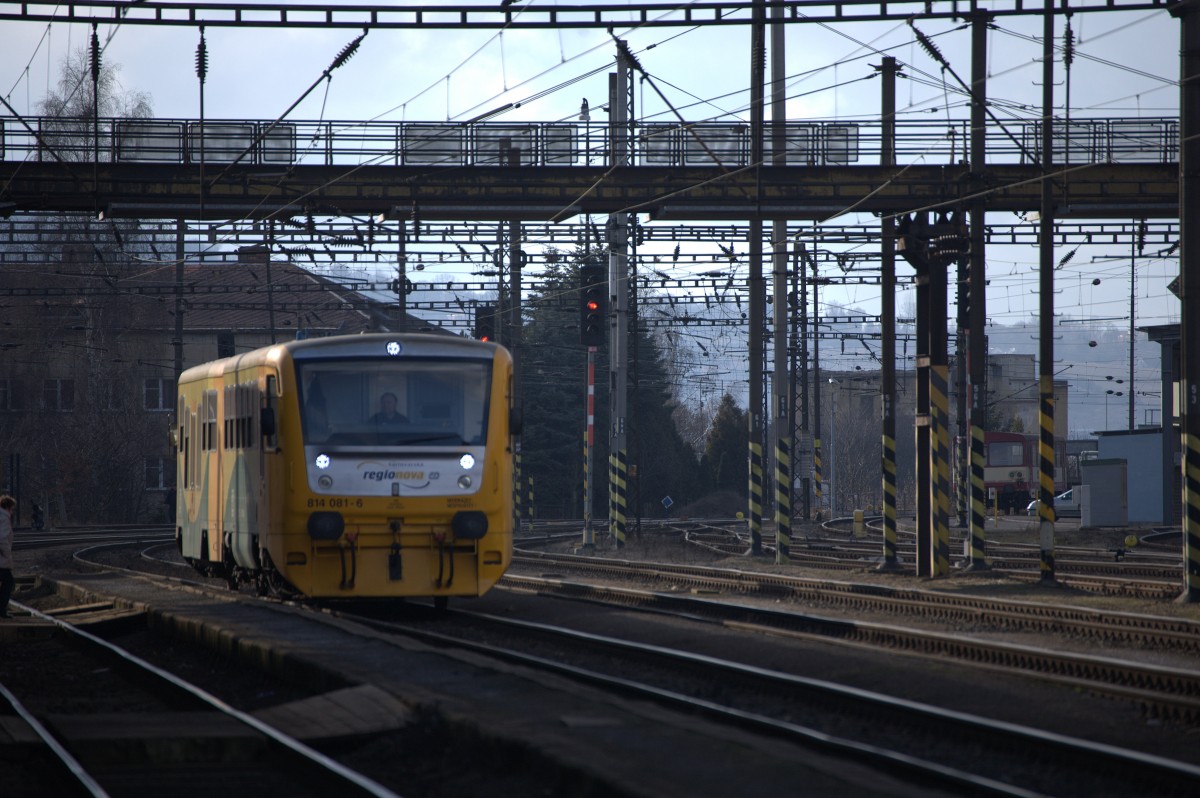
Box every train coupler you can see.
[388,542,403,581]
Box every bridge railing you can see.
[0,115,1178,168]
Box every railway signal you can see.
[473,302,497,342]
[579,259,606,347]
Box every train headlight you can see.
[318,475,333,489]
[386,340,402,356]
[315,453,331,469]
[458,475,472,489]
[459,453,475,470]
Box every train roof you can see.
[179,333,505,385]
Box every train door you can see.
[258,373,280,565]
[224,376,261,570]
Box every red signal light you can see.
[586,300,599,311]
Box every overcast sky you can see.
[0,1,1185,426]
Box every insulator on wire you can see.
[1063,23,1075,69]
[195,33,209,83]
[90,25,102,81]
[328,30,367,73]
[909,22,948,69]
[613,37,644,73]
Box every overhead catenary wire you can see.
[205,28,368,191]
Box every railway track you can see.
[16,525,176,552]
[19,539,997,796]
[504,565,1200,720]
[17,524,1200,795]
[1,599,398,798]
[335,596,1200,798]
[668,519,1185,597]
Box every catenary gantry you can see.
[2,0,1197,600]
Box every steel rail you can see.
[500,572,1200,722]
[47,532,1200,793]
[689,520,1187,596]
[7,601,401,798]
[333,606,1040,797]
[0,682,109,797]
[337,598,1200,797]
[512,547,1200,651]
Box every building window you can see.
[144,378,172,411]
[145,456,175,491]
[43,379,75,412]
[0,379,25,411]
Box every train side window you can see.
[245,382,255,445]
[181,407,190,488]
[262,375,278,449]
[224,385,234,449]
[205,390,218,450]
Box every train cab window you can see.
[297,358,491,447]
[988,441,1024,467]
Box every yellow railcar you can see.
[175,333,517,603]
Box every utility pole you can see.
[799,245,811,521]
[746,0,766,555]
[174,219,185,381]
[966,13,992,570]
[769,0,790,563]
[811,249,822,519]
[1036,7,1058,583]
[507,145,525,529]
[877,56,901,571]
[899,211,963,577]
[608,46,632,548]
[1174,0,1200,602]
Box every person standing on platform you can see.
[0,495,15,618]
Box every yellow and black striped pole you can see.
[812,438,823,520]
[1185,432,1200,599]
[967,424,989,568]
[749,440,763,553]
[1038,374,1057,581]
[608,452,617,546]
[931,364,952,576]
[775,435,791,563]
[526,476,535,529]
[613,449,628,547]
[955,442,968,529]
[582,430,594,548]
[514,449,523,529]
[880,429,899,568]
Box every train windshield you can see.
[297,358,492,446]
[988,441,1024,467]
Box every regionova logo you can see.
[358,460,430,487]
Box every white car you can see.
[1026,489,1080,517]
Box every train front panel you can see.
[264,334,514,599]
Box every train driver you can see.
[370,392,409,427]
